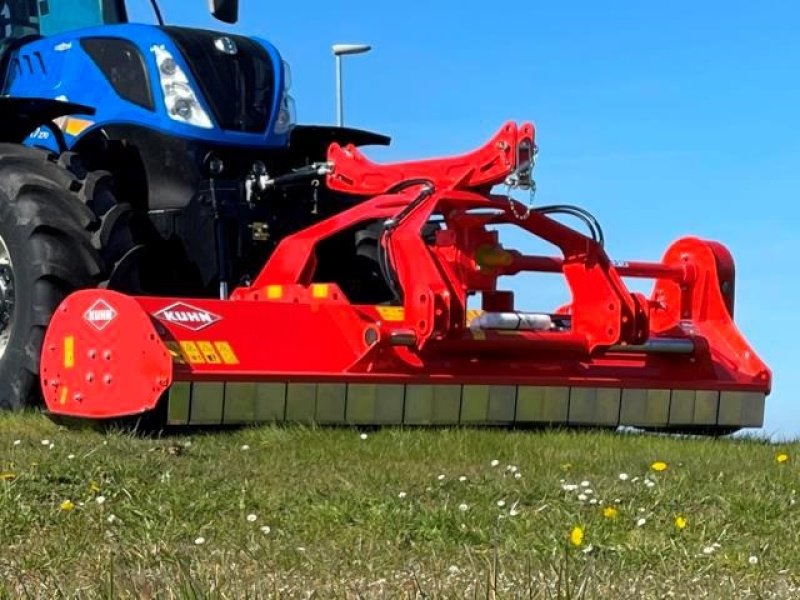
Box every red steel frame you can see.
[39,122,772,420]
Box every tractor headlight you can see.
[273,60,296,135]
[282,60,292,92]
[151,45,213,129]
[273,93,296,135]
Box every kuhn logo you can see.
[83,299,117,331]
[153,303,221,331]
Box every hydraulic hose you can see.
[378,179,436,302]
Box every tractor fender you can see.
[0,97,95,145]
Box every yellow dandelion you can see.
[89,481,101,493]
[60,499,75,512]
[569,525,584,547]
[650,461,668,472]
[602,506,618,519]
[674,515,687,530]
[0,472,16,482]
[776,453,789,464]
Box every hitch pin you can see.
[470,312,553,332]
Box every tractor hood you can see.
[163,27,277,134]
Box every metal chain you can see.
[507,176,537,221]
[311,179,319,215]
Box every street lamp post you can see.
[332,43,372,127]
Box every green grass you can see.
[1,412,798,599]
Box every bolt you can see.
[88,349,97,359]
[86,373,94,383]
[103,350,112,360]
[73,393,83,402]
[104,375,113,385]
[158,378,169,388]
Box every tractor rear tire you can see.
[0,145,138,410]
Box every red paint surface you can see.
[40,122,771,419]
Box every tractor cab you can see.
[0,0,127,41]
[0,0,129,93]
[0,1,239,55]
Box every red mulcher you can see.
[39,122,771,432]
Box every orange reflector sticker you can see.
[214,341,240,365]
[63,117,94,136]
[376,306,405,322]
[63,336,75,369]
[51,116,93,138]
[59,387,68,406]
[266,285,283,299]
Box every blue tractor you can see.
[0,0,390,409]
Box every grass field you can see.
[1,412,798,599]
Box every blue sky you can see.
[131,0,799,439]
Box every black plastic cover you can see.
[288,125,391,156]
[0,97,95,143]
[81,37,154,110]
[164,27,275,133]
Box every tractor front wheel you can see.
[0,145,139,410]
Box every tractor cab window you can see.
[39,0,127,36]
[0,0,127,42]
[0,0,39,41]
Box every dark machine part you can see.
[71,122,391,298]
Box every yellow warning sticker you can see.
[197,341,222,364]
[214,341,240,365]
[64,336,75,369]
[170,340,238,365]
[59,387,68,406]
[266,285,283,299]
[475,245,513,268]
[179,341,205,364]
[312,283,329,299]
[376,306,405,322]
[465,309,483,327]
[164,342,187,364]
